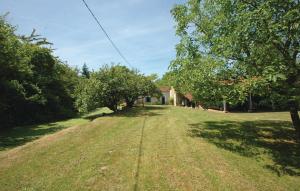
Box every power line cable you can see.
[81,0,133,68]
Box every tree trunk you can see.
[126,100,134,108]
[223,100,227,113]
[288,99,300,138]
[248,92,253,112]
[271,99,276,111]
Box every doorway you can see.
[162,96,166,105]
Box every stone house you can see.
[144,86,171,105]
[137,86,195,107]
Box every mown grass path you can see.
[0,106,299,190]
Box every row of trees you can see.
[170,0,300,136]
[0,16,157,128]
[74,64,157,112]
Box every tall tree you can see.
[171,0,300,136]
[0,16,79,128]
[74,64,158,112]
[81,63,90,78]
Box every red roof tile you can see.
[184,93,193,101]
[159,86,170,92]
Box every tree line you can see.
[0,16,157,129]
[75,64,157,112]
[170,0,300,136]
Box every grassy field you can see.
[0,108,112,152]
[0,106,299,190]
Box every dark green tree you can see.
[0,16,79,128]
[81,63,90,78]
[74,64,158,112]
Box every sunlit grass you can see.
[0,106,299,190]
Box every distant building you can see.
[170,87,194,107]
[143,86,171,105]
[137,86,197,107]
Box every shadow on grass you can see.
[188,120,300,176]
[0,105,166,151]
[84,105,167,121]
[117,106,166,117]
[0,123,66,151]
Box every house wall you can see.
[141,96,159,104]
[139,92,170,105]
[135,87,177,105]
[170,86,186,106]
[161,92,170,104]
[175,94,185,106]
[170,87,176,106]
[149,97,159,104]
[170,87,181,106]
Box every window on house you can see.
[146,97,151,102]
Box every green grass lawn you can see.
[0,107,112,152]
[0,106,299,190]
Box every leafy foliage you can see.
[74,64,157,112]
[155,71,175,87]
[0,16,79,128]
[0,16,157,127]
[170,0,300,134]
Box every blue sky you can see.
[0,0,183,76]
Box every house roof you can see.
[159,86,170,92]
[184,93,193,101]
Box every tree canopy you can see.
[0,16,157,128]
[170,0,300,134]
[0,16,80,128]
[74,64,157,112]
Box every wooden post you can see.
[248,92,253,112]
[223,100,227,113]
